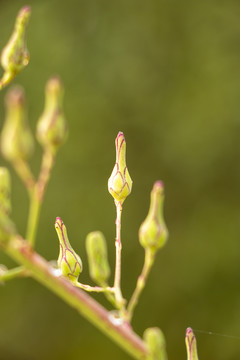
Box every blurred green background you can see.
[1,0,240,359]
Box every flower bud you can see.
[36,77,68,153]
[185,328,199,360]
[143,327,168,360]
[1,86,34,162]
[139,181,168,252]
[86,231,110,285]
[55,217,82,282]
[1,6,30,75]
[108,132,133,204]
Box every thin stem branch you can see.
[37,149,55,202]
[75,282,114,293]
[127,249,155,322]
[5,236,148,360]
[114,201,124,307]
[0,265,28,282]
[26,149,55,246]
[12,159,35,196]
[0,71,14,91]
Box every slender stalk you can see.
[26,149,55,246]
[0,72,14,91]
[114,201,124,307]
[26,187,41,245]
[5,235,148,360]
[37,149,55,201]
[75,282,114,293]
[127,249,155,321]
[12,159,35,196]
[0,265,28,282]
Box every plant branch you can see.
[5,235,148,360]
[114,201,124,307]
[75,282,114,293]
[26,149,55,246]
[127,249,155,321]
[0,265,28,282]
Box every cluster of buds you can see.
[55,217,82,282]
[86,231,110,286]
[108,132,132,205]
[139,181,168,253]
[1,86,34,162]
[36,77,68,154]
[1,6,30,83]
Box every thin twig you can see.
[114,201,124,307]
[0,265,28,282]
[127,249,155,321]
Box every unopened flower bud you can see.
[36,77,68,153]
[143,327,168,360]
[1,6,30,76]
[139,181,168,252]
[1,86,34,162]
[55,217,82,282]
[185,328,199,360]
[108,132,132,204]
[86,231,110,285]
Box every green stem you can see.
[75,282,114,293]
[5,236,148,360]
[0,265,28,282]
[0,71,14,91]
[12,159,35,196]
[26,187,41,245]
[127,249,155,321]
[26,149,55,246]
[114,201,124,307]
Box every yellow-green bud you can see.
[139,181,168,252]
[108,132,133,204]
[143,327,168,360]
[86,231,110,285]
[1,6,30,75]
[1,86,34,162]
[0,168,16,242]
[185,328,199,360]
[36,77,68,153]
[55,217,82,282]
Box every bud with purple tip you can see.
[185,328,199,360]
[1,7,31,77]
[36,77,68,153]
[108,132,132,205]
[55,217,82,282]
[139,181,168,252]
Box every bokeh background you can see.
[1,0,240,359]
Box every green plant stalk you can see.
[0,265,27,282]
[0,72,14,90]
[26,187,41,245]
[114,201,124,307]
[5,235,148,360]
[26,149,55,246]
[127,248,155,321]
[75,282,114,293]
[12,159,35,195]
